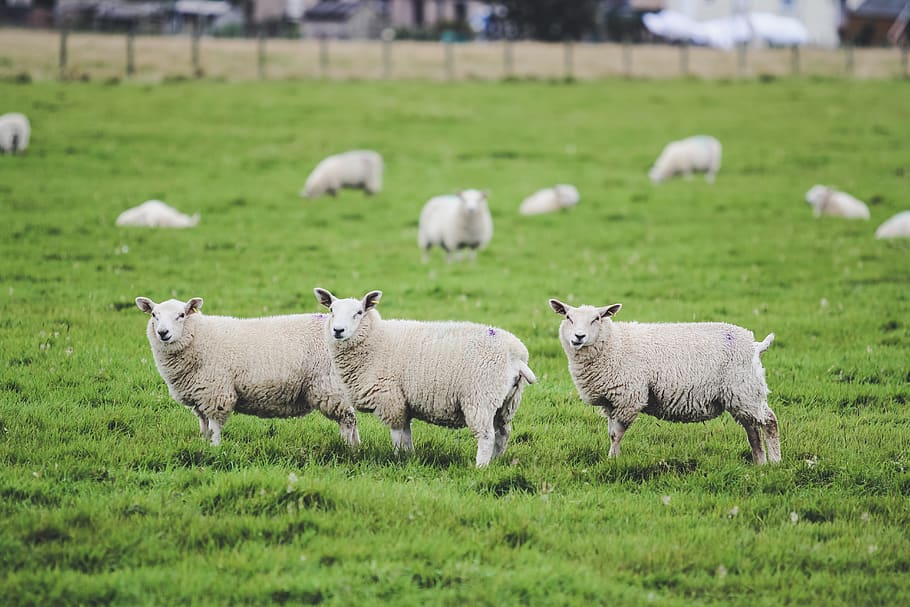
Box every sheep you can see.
[135,296,359,447]
[116,200,200,228]
[300,150,383,199]
[314,288,537,467]
[805,185,870,219]
[875,211,910,239]
[649,135,722,184]
[0,113,30,154]
[548,298,780,465]
[519,185,580,216]
[418,189,493,263]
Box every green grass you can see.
[1,78,909,606]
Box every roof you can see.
[852,0,909,18]
[304,1,363,22]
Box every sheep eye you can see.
[566,315,573,324]
[354,311,362,317]
[178,313,185,319]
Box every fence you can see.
[2,27,908,83]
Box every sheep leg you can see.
[705,171,716,184]
[192,407,212,441]
[607,416,627,458]
[390,420,414,453]
[763,407,781,464]
[338,411,361,448]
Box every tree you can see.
[495,0,598,41]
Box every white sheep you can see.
[0,112,30,154]
[805,185,870,219]
[418,189,493,263]
[649,135,722,184]
[136,296,359,447]
[116,200,200,228]
[875,211,910,239]
[314,288,537,467]
[519,184,580,216]
[548,298,780,465]
[300,150,383,198]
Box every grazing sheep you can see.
[548,298,780,465]
[649,135,722,184]
[136,296,359,447]
[300,150,383,198]
[519,185,580,216]
[805,185,870,219]
[418,189,494,263]
[0,113,30,154]
[875,211,910,239]
[116,200,200,228]
[315,288,536,467]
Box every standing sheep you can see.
[314,288,537,467]
[649,135,722,184]
[116,200,200,228]
[805,185,870,219]
[0,113,30,154]
[300,150,383,198]
[136,296,359,447]
[418,189,493,263]
[519,184,580,216]
[548,298,780,465]
[875,211,910,239]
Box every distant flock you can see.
[5,109,908,467]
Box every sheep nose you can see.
[574,333,585,341]
[158,329,170,339]
[333,327,344,339]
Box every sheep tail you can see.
[516,361,537,385]
[755,333,775,357]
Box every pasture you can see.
[1,78,909,605]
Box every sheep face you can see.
[136,297,203,345]
[314,288,382,343]
[805,185,829,208]
[459,189,488,215]
[549,299,622,350]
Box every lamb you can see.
[519,184,580,216]
[875,211,910,239]
[135,296,359,447]
[314,288,537,467]
[0,113,30,154]
[649,135,722,184]
[548,298,780,465]
[300,150,383,198]
[805,185,870,219]
[116,200,200,228]
[418,189,493,263]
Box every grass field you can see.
[1,77,909,605]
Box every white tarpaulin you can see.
[643,9,810,49]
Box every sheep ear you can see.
[136,297,156,314]
[185,298,203,315]
[363,290,382,311]
[598,303,621,319]
[549,299,569,316]
[314,288,335,309]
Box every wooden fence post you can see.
[790,45,800,76]
[191,19,201,77]
[503,39,513,78]
[737,42,748,78]
[59,22,69,80]
[444,40,454,80]
[381,28,394,79]
[564,40,574,80]
[319,35,328,78]
[622,36,632,77]
[126,24,135,77]
[257,26,266,80]
[844,42,854,77]
[679,42,689,77]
